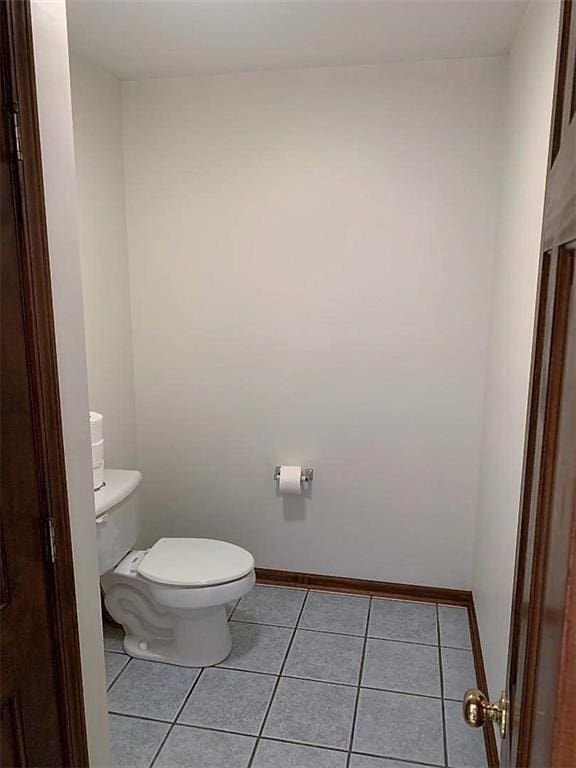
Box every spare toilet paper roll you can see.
[278,465,302,496]
[93,463,104,491]
[92,439,104,469]
[90,411,103,444]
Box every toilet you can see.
[96,469,255,667]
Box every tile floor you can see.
[104,586,487,768]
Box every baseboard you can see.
[256,567,499,768]
[467,598,500,768]
[255,567,470,605]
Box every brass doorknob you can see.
[463,689,508,738]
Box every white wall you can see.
[30,2,110,765]
[70,54,137,469]
[472,0,559,703]
[123,59,504,587]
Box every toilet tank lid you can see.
[95,469,142,517]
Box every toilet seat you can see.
[137,537,255,587]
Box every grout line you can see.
[227,597,242,622]
[107,648,453,697]
[230,618,297,632]
[181,724,348,753]
[218,660,458,705]
[108,714,445,768]
[353,684,443,700]
[279,674,444,698]
[438,644,473,651]
[231,618,363,636]
[115,657,453,701]
[146,723,172,767]
[166,721,261,743]
[346,596,372,766]
[246,589,311,768]
[105,655,131,692]
[219,664,448,701]
[108,654,203,669]
[108,710,172,725]
[216,665,280,678]
[147,667,206,768]
[227,600,239,622]
[230,617,442,646]
[436,604,449,768]
[166,722,446,768]
[351,747,445,768]
[369,595,445,607]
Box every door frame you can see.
[1,0,89,763]
[502,1,576,766]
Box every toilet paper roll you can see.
[278,465,302,496]
[93,462,104,491]
[92,439,104,469]
[90,411,103,443]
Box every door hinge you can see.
[10,108,23,162]
[45,517,57,564]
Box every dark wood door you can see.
[1,2,88,766]
[0,14,65,768]
[501,1,576,766]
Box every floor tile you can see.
[105,652,129,689]
[298,591,370,636]
[444,700,487,767]
[263,677,356,749]
[220,621,292,674]
[350,755,437,768]
[284,629,364,685]
[107,659,200,721]
[368,599,438,645]
[108,714,169,768]
[232,585,307,626]
[153,725,255,768]
[442,647,476,700]
[178,667,275,735]
[362,638,441,697]
[353,688,444,765]
[252,739,348,767]
[103,623,125,653]
[438,606,471,650]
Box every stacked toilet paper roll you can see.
[90,412,104,490]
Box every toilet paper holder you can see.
[274,466,314,483]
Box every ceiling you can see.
[66,0,529,80]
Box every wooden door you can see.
[0,1,88,765]
[501,1,576,765]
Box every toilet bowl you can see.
[96,470,255,667]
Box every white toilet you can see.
[96,469,255,667]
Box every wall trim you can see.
[256,567,498,768]
[256,567,470,605]
[467,599,499,768]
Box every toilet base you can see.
[122,605,232,667]
[175,605,232,666]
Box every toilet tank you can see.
[95,469,142,575]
